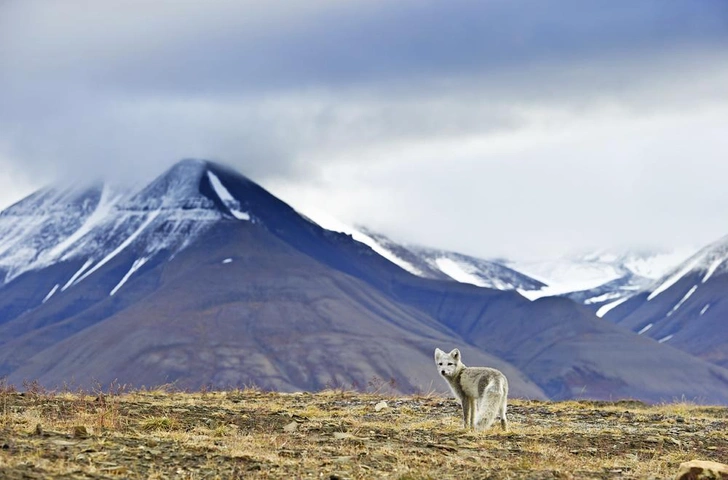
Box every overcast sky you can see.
[1,0,727,260]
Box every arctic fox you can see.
[434,347,508,431]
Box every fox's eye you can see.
[447,363,453,366]
[438,363,442,366]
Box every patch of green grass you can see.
[139,415,179,432]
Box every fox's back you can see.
[459,367,508,399]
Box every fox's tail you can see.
[478,380,507,429]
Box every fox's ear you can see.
[449,348,461,361]
[434,348,444,360]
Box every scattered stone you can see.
[667,437,681,447]
[100,465,128,474]
[283,421,299,433]
[73,425,89,438]
[51,439,77,447]
[427,443,458,453]
[278,449,301,458]
[34,423,42,435]
[374,401,388,412]
[333,432,352,440]
[674,460,728,480]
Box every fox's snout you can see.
[440,369,446,376]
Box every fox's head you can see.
[434,347,463,378]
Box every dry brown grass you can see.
[0,384,726,479]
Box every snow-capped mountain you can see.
[0,160,247,291]
[296,207,694,308]
[405,243,546,291]
[602,235,728,368]
[508,248,695,309]
[297,209,545,291]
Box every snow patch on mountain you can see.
[595,297,629,318]
[42,284,60,304]
[62,259,95,291]
[434,257,488,287]
[648,256,704,301]
[637,323,653,335]
[47,185,125,261]
[110,257,149,296]
[75,209,162,287]
[667,285,698,317]
[702,257,724,283]
[207,171,250,221]
[584,291,622,305]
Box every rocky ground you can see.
[0,385,726,479]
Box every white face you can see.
[435,348,460,378]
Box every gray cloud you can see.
[4,0,726,92]
[1,0,727,258]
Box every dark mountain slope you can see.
[388,277,728,404]
[4,220,543,397]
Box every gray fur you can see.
[434,347,509,431]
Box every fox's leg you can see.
[468,398,478,430]
[472,398,482,430]
[461,397,471,429]
[499,396,508,431]
[473,399,481,430]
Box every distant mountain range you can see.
[1,160,727,403]
[296,210,546,292]
[299,209,696,311]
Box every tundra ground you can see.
[1,385,726,479]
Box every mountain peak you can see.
[0,159,261,284]
[123,159,215,211]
